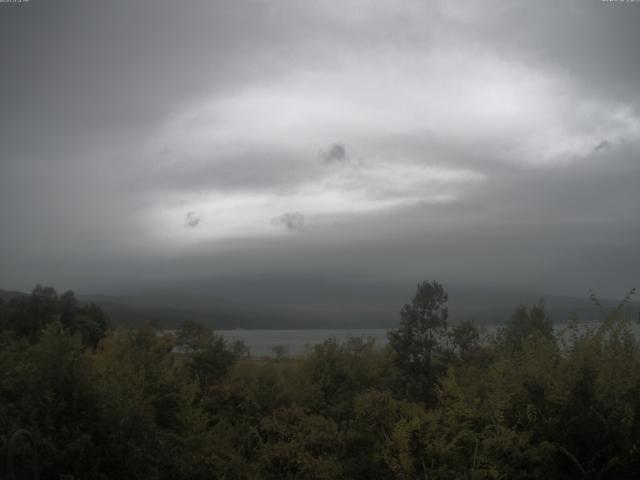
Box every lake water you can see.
[217,329,389,357]
[218,321,640,357]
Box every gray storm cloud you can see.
[320,143,349,164]
[274,212,305,232]
[0,0,639,298]
[185,212,201,228]
[594,140,611,153]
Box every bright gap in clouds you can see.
[155,49,638,164]
[142,45,638,246]
[148,162,484,245]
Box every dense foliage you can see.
[1,283,639,479]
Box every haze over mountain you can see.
[81,277,640,328]
[1,1,639,305]
[6,277,635,330]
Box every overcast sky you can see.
[1,0,639,297]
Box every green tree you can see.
[450,320,482,363]
[60,290,108,350]
[297,337,394,423]
[258,406,343,480]
[92,324,205,480]
[500,300,553,353]
[0,286,108,349]
[175,320,236,390]
[3,285,59,342]
[0,323,99,479]
[387,280,449,406]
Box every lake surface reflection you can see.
[217,321,639,358]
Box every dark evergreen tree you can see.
[387,280,449,406]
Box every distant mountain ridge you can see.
[0,289,28,301]
[3,279,637,329]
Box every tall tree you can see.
[175,320,236,390]
[387,280,449,406]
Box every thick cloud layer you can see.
[1,0,639,297]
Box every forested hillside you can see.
[1,283,639,479]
